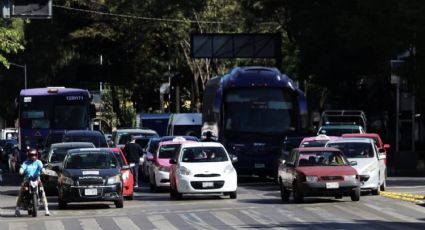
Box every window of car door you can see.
[286,150,297,167]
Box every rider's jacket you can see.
[20,160,43,179]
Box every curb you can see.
[380,191,425,204]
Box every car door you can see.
[374,143,386,183]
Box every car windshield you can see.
[158,144,180,159]
[118,133,158,145]
[65,152,118,169]
[181,147,228,163]
[48,147,72,163]
[327,142,374,158]
[298,151,347,166]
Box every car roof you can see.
[68,148,113,154]
[64,130,103,136]
[342,133,380,138]
[115,128,157,134]
[160,139,196,146]
[160,136,199,142]
[295,147,342,152]
[50,142,95,148]
[319,125,362,129]
[327,137,373,144]
[180,142,224,148]
[301,135,341,142]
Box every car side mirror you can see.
[279,159,286,165]
[378,148,386,153]
[229,154,238,163]
[349,161,357,166]
[122,165,131,170]
[383,144,390,149]
[169,158,177,164]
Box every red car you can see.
[342,133,390,165]
[278,147,361,202]
[110,148,134,200]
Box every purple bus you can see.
[18,87,94,161]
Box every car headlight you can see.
[306,176,318,182]
[158,166,170,172]
[63,177,74,185]
[344,175,357,181]
[224,165,235,174]
[179,166,191,176]
[107,175,121,184]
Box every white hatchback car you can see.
[326,138,386,195]
[169,142,238,200]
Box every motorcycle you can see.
[22,176,41,217]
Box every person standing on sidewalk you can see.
[123,136,143,187]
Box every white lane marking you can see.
[147,215,178,230]
[363,203,420,223]
[79,218,102,230]
[178,213,217,230]
[276,208,327,230]
[8,222,27,230]
[44,220,65,230]
[113,217,141,230]
[211,211,244,229]
[240,209,287,230]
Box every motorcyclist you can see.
[15,148,50,216]
[201,131,216,142]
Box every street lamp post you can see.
[9,62,27,89]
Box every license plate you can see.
[326,182,339,189]
[84,188,97,196]
[202,182,214,188]
[254,163,265,168]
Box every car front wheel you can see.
[229,191,237,199]
[115,196,124,208]
[280,182,290,202]
[351,187,360,201]
[293,184,304,203]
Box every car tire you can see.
[351,187,361,201]
[229,191,237,199]
[115,196,124,208]
[58,198,67,209]
[372,182,381,195]
[280,182,290,202]
[170,187,183,200]
[126,195,134,200]
[293,184,304,203]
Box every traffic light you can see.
[1,0,52,19]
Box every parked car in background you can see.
[109,148,134,200]
[326,138,387,195]
[278,147,360,203]
[42,142,95,195]
[342,133,390,165]
[57,148,124,209]
[62,130,108,148]
[147,137,197,191]
[299,135,341,148]
[319,110,367,132]
[166,113,202,137]
[169,142,238,200]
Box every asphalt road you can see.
[0,175,424,230]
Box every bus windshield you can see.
[20,96,89,129]
[224,88,296,133]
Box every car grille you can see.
[77,177,104,186]
[191,181,225,189]
[194,174,221,177]
[320,176,344,181]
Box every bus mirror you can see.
[90,104,96,118]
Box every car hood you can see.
[157,158,171,167]
[296,166,357,176]
[180,162,232,174]
[347,158,377,175]
[63,168,120,178]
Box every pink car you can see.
[147,138,196,191]
[299,135,341,148]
